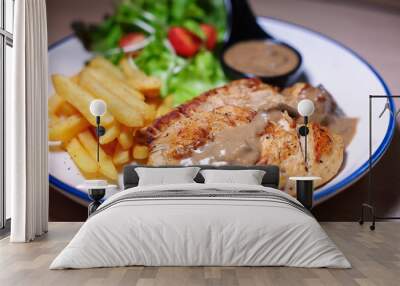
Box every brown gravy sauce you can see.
[326,116,358,147]
[223,40,299,77]
[183,108,288,166]
[181,107,357,166]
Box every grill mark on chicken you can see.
[146,78,278,144]
[148,105,256,165]
[312,124,333,162]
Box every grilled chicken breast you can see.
[146,79,345,192]
[258,117,343,194]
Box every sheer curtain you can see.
[8,0,48,242]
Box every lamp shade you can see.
[90,99,107,117]
[297,99,315,117]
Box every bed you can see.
[50,165,350,269]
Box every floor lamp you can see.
[289,99,320,210]
[83,99,109,216]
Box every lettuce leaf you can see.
[73,0,227,104]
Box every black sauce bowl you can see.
[220,0,303,87]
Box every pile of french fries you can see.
[49,56,174,181]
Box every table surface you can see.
[46,0,400,221]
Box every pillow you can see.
[200,169,266,185]
[123,165,280,189]
[135,167,201,186]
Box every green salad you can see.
[73,0,227,106]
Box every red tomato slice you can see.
[200,24,217,50]
[168,27,201,57]
[119,33,146,48]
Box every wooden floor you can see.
[0,222,399,286]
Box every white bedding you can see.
[50,183,350,269]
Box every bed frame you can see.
[87,166,314,215]
[88,165,314,215]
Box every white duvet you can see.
[50,183,350,269]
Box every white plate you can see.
[48,17,394,205]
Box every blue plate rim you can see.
[48,16,395,203]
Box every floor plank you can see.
[0,222,399,286]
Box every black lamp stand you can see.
[292,116,316,210]
[88,188,106,216]
[296,179,313,210]
[95,115,106,161]
[359,95,400,231]
[298,116,309,170]
[87,116,106,217]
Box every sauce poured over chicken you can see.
[146,79,356,193]
[185,108,294,166]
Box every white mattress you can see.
[50,183,350,269]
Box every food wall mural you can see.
[48,0,394,219]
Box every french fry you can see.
[48,113,61,127]
[52,74,115,127]
[156,95,174,118]
[48,94,65,115]
[143,104,157,125]
[71,74,80,84]
[146,96,164,107]
[118,125,134,150]
[78,130,118,181]
[148,102,159,112]
[79,69,144,127]
[163,95,174,106]
[113,144,130,165]
[89,56,125,81]
[99,122,121,144]
[156,105,172,118]
[133,145,149,160]
[66,138,98,174]
[90,67,145,101]
[49,114,90,142]
[58,101,79,116]
[127,78,161,98]
[120,58,161,98]
[49,94,78,116]
[102,140,118,156]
